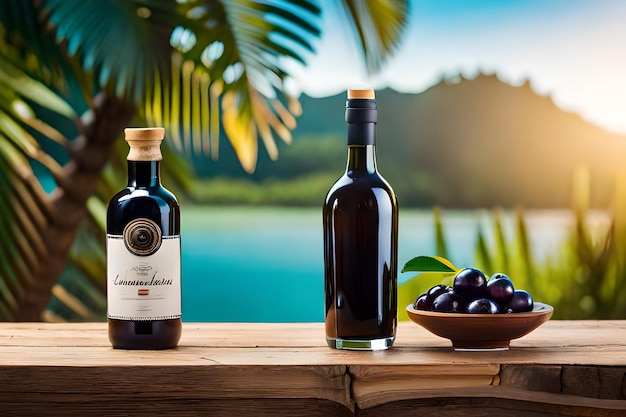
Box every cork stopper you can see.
[124,127,165,161]
[347,89,375,100]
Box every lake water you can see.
[180,206,588,322]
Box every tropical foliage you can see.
[398,167,626,320]
[0,0,410,321]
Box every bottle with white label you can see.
[106,127,181,349]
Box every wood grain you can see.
[0,321,625,416]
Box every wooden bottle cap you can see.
[347,89,375,100]
[124,127,165,161]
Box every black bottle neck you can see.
[346,145,377,175]
[346,97,377,146]
[128,160,161,188]
[345,96,377,175]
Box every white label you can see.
[107,234,181,320]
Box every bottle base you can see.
[327,336,394,351]
[108,318,181,350]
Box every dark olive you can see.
[506,290,534,313]
[425,284,452,308]
[453,268,487,300]
[466,298,500,314]
[413,293,429,310]
[432,292,466,313]
[486,276,515,306]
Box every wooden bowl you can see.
[406,302,554,350]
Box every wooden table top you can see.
[1,321,625,416]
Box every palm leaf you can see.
[513,207,535,291]
[0,59,73,119]
[433,206,447,258]
[0,132,48,320]
[340,0,410,73]
[492,207,510,272]
[39,0,176,102]
[37,0,322,172]
[474,225,493,275]
[0,0,69,88]
[0,37,101,320]
[147,0,323,172]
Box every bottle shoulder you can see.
[325,172,396,205]
[109,186,179,206]
[107,186,180,235]
[327,172,395,193]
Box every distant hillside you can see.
[291,74,626,208]
[189,74,626,208]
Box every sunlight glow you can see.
[201,42,224,68]
[187,5,208,20]
[170,26,197,53]
[12,100,33,119]
[223,62,244,84]
[136,7,151,19]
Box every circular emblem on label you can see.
[123,218,162,256]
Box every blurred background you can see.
[1,0,625,323]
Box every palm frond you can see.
[0,136,50,320]
[38,0,322,172]
[39,0,176,103]
[0,0,69,88]
[0,42,108,321]
[340,0,410,74]
[145,0,322,172]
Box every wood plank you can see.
[1,399,354,417]
[2,321,626,365]
[350,364,500,406]
[356,395,626,417]
[0,365,353,410]
[0,321,625,416]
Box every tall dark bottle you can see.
[106,127,182,349]
[323,89,399,350]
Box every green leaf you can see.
[401,255,460,273]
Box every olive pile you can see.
[413,268,534,314]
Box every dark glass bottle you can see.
[106,127,182,349]
[323,89,399,350]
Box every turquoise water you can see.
[180,206,575,322]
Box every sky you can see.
[289,0,626,135]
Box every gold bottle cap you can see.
[347,89,375,99]
[124,127,165,161]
